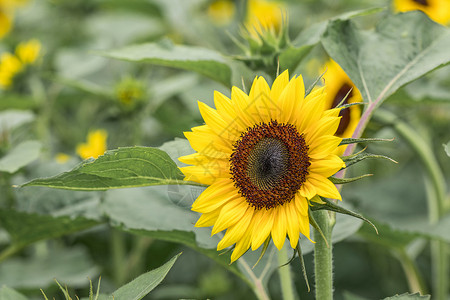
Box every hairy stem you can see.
[313,210,334,300]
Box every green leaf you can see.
[383,292,430,300]
[310,197,378,234]
[20,147,197,191]
[0,286,28,300]
[329,174,373,184]
[340,137,394,145]
[0,209,98,249]
[0,141,42,173]
[0,246,99,289]
[342,152,398,168]
[283,7,384,73]
[109,253,181,300]
[321,11,450,105]
[97,40,232,87]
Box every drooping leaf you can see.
[109,253,181,300]
[322,11,450,105]
[20,147,199,191]
[0,286,28,300]
[0,141,42,173]
[97,40,232,87]
[0,246,99,289]
[0,209,98,249]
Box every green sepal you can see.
[278,243,311,292]
[335,87,353,108]
[337,101,365,110]
[342,151,398,169]
[252,236,271,269]
[308,208,329,248]
[296,243,311,292]
[339,137,394,146]
[329,174,373,184]
[310,197,378,234]
[305,70,325,96]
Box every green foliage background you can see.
[0,0,449,299]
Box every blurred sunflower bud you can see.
[207,0,236,26]
[114,76,146,113]
[234,0,289,75]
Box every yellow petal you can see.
[195,209,220,227]
[285,201,300,248]
[299,180,317,200]
[198,101,239,141]
[307,173,342,200]
[271,205,287,250]
[304,116,341,144]
[294,193,309,217]
[191,178,239,213]
[251,208,275,250]
[214,91,247,131]
[211,197,248,235]
[270,69,289,101]
[230,229,252,263]
[309,154,345,178]
[308,135,342,160]
[217,206,255,250]
[184,125,232,158]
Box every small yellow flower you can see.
[321,59,362,155]
[76,129,108,160]
[393,0,450,25]
[208,0,235,25]
[55,153,71,164]
[16,39,41,65]
[0,52,23,89]
[245,0,284,37]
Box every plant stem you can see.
[111,229,127,286]
[313,210,334,300]
[374,109,448,299]
[396,249,428,294]
[278,246,296,300]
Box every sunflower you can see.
[179,71,345,263]
[392,0,450,25]
[321,59,362,154]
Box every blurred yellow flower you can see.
[321,59,362,154]
[0,10,13,38]
[0,0,29,38]
[0,52,23,89]
[16,39,41,65]
[208,0,235,25]
[245,0,284,37]
[0,39,41,89]
[393,0,450,25]
[76,129,108,160]
[55,153,71,164]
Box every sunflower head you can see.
[321,59,362,154]
[392,0,450,25]
[180,71,345,262]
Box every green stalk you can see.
[111,229,127,286]
[374,109,448,299]
[278,246,296,300]
[395,249,428,294]
[313,210,334,300]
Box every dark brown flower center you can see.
[331,83,353,136]
[413,0,428,6]
[230,120,310,210]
